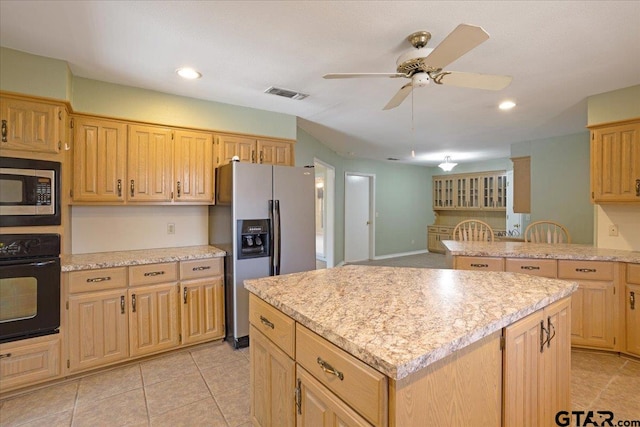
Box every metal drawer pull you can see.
[1,120,6,142]
[132,294,136,313]
[631,291,636,310]
[120,296,125,314]
[177,181,181,197]
[192,266,211,271]
[259,315,274,329]
[316,357,344,381]
[0,353,11,359]
[87,276,111,283]
[540,320,548,353]
[117,179,122,197]
[144,271,165,277]
[521,266,540,270]
[130,180,135,197]
[575,268,597,273]
[470,263,488,268]
[636,179,640,197]
[183,287,188,304]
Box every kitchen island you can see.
[245,265,578,426]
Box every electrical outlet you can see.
[167,223,175,234]
[608,224,619,237]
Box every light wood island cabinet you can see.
[626,263,640,356]
[246,266,576,427]
[589,118,640,204]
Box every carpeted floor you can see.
[347,252,449,269]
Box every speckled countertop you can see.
[244,265,577,380]
[61,245,226,272]
[442,241,640,263]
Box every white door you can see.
[344,173,374,263]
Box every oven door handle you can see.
[30,260,57,268]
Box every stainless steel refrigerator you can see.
[209,161,315,348]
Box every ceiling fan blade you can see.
[383,83,413,110]
[323,73,405,79]
[435,71,512,90]
[425,24,490,69]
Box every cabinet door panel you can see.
[129,283,179,357]
[181,277,224,345]
[297,366,371,427]
[73,117,127,202]
[68,289,128,372]
[570,281,614,349]
[250,326,295,427]
[0,336,61,392]
[257,140,292,166]
[174,130,214,202]
[216,135,255,165]
[0,97,60,153]
[627,283,640,356]
[128,125,173,202]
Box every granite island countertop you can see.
[442,241,640,263]
[244,265,577,380]
[61,245,226,272]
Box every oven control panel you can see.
[0,234,60,259]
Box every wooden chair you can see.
[524,221,571,243]
[452,219,495,242]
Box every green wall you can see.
[512,132,593,244]
[0,47,71,100]
[587,84,640,125]
[296,128,433,263]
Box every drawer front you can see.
[249,294,295,358]
[296,324,387,427]
[455,256,504,271]
[628,263,640,285]
[68,267,127,293]
[180,258,223,280]
[428,226,438,233]
[129,262,178,286]
[505,258,557,278]
[558,260,614,281]
[438,227,451,233]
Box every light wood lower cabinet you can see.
[68,289,129,372]
[503,297,571,427]
[180,277,224,345]
[626,263,640,356]
[250,325,296,427]
[427,226,452,254]
[297,365,371,427]
[0,334,61,393]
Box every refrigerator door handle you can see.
[268,200,275,276]
[275,199,282,275]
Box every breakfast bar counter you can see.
[245,265,578,426]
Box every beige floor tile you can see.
[76,363,143,406]
[149,397,228,427]
[144,372,211,417]
[141,351,199,386]
[200,358,250,395]
[214,383,251,427]
[0,381,78,426]
[71,387,148,427]
[9,409,73,427]
[191,341,246,370]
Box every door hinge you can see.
[70,118,74,128]
[70,189,74,198]
[58,111,62,120]
[613,337,616,345]
[179,333,182,343]
[295,378,302,414]
[171,132,174,140]
[500,335,506,351]
[613,287,616,295]
[67,360,70,369]
[66,301,69,310]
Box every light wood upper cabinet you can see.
[432,170,506,211]
[174,130,214,203]
[0,95,62,154]
[73,116,127,203]
[127,124,174,202]
[590,118,640,204]
[215,134,294,166]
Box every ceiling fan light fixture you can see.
[499,100,516,110]
[438,156,458,171]
[176,67,202,80]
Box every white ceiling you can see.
[1,1,639,166]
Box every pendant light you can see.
[438,156,457,171]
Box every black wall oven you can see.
[0,234,60,343]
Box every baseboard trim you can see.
[373,249,429,260]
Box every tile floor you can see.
[1,341,638,426]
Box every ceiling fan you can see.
[323,24,513,110]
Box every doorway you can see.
[314,159,335,268]
[344,172,375,263]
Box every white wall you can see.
[71,206,208,254]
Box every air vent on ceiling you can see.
[387,157,399,161]
[264,86,309,100]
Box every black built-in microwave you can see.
[0,157,61,227]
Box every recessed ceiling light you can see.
[499,100,516,110]
[176,67,201,80]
